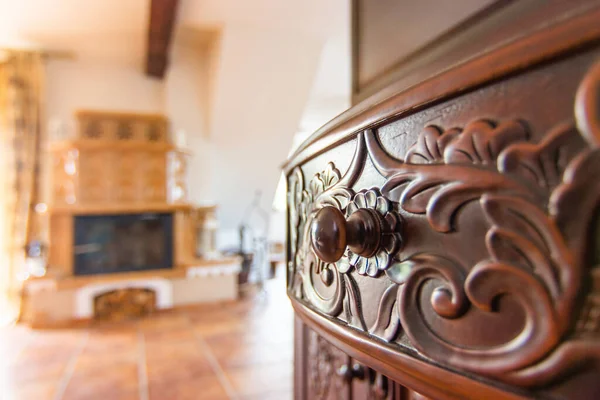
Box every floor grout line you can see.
[53,331,90,400]
[137,329,150,400]
[188,318,239,400]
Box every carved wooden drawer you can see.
[285,7,600,399]
[295,319,431,400]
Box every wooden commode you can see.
[285,1,600,398]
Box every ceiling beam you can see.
[146,0,179,79]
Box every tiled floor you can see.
[0,274,293,400]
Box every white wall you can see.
[45,60,164,127]
[164,32,218,205]
[267,0,352,247]
[208,24,324,249]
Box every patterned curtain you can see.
[0,51,45,318]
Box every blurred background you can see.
[0,0,350,398]
[0,0,497,398]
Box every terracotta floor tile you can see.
[16,339,82,366]
[185,301,241,321]
[62,389,140,400]
[149,374,230,400]
[206,314,294,346]
[89,320,138,331]
[4,379,58,400]
[6,358,69,385]
[224,361,293,397]
[138,313,190,332]
[62,361,139,399]
[84,329,138,354]
[0,327,33,359]
[143,325,197,344]
[75,347,138,370]
[206,336,293,368]
[147,355,214,385]
[145,339,204,361]
[192,319,248,338]
[27,328,84,344]
[2,273,294,400]
[187,308,240,323]
[239,390,293,400]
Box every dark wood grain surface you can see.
[351,0,600,103]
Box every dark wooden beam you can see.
[146,0,179,79]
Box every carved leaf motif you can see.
[499,124,585,190]
[396,250,561,374]
[309,178,323,199]
[389,194,577,378]
[368,125,541,233]
[405,120,528,166]
[289,170,304,232]
[303,250,345,316]
[344,275,367,331]
[366,119,587,378]
[310,162,341,198]
[397,253,468,319]
[288,168,305,291]
[575,59,600,148]
[463,260,560,370]
[321,162,341,188]
[498,60,600,387]
[336,250,352,274]
[386,259,416,285]
[369,284,401,342]
[379,164,536,232]
[405,125,460,163]
[443,120,529,165]
[550,149,600,258]
[482,196,560,298]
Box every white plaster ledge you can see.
[186,263,241,278]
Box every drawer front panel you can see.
[287,47,600,399]
[295,320,430,400]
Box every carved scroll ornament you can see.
[288,61,600,388]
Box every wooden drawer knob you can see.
[337,362,366,382]
[310,206,383,263]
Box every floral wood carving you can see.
[288,61,600,388]
[309,335,335,400]
[337,189,402,277]
[288,138,365,317]
[308,333,350,400]
[288,135,403,342]
[368,107,599,385]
